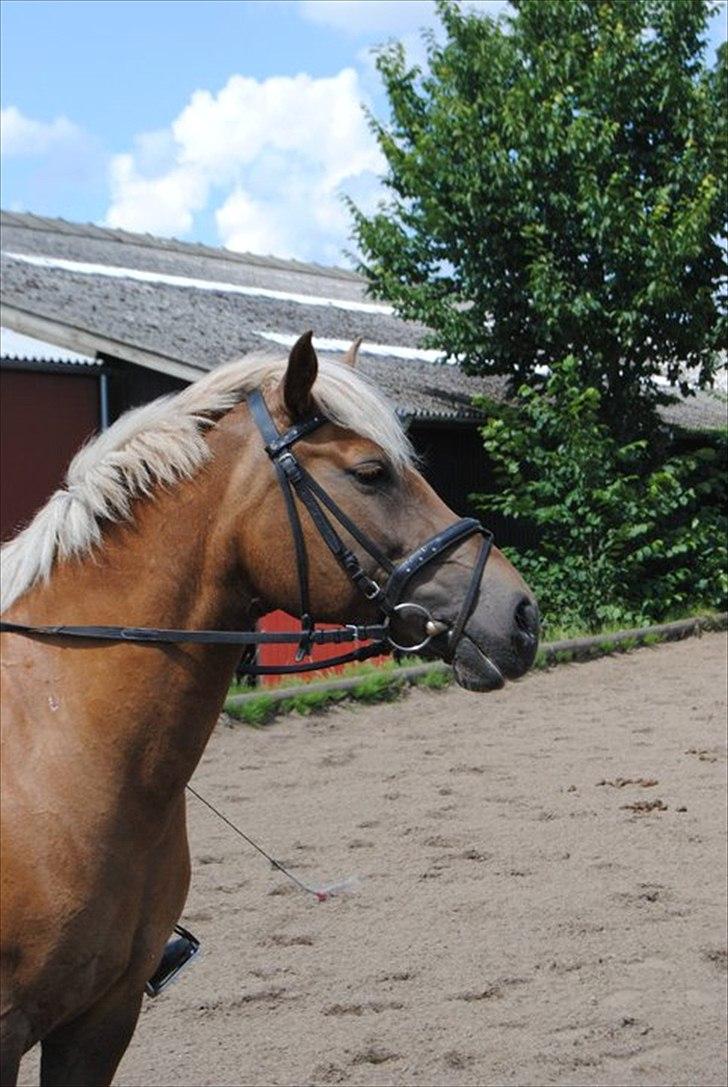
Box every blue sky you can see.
[2,0,726,265]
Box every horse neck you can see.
[6,421,258,808]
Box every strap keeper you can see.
[295,613,315,662]
[275,451,303,483]
[350,569,383,601]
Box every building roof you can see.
[1,210,724,429]
[0,326,99,367]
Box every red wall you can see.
[1,368,99,541]
[257,609,386,686]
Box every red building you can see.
[0,331,105,543]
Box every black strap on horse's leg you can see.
[144,924,200,998]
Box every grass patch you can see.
[229,694,277,728]
[224,656,442,726]
[226,657,402,701]
[540,606,724,644]
[419,668,453,690]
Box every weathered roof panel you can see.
[0,211,361,283]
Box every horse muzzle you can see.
[449,593,540,691]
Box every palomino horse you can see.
[0,333,538,1086]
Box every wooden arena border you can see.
[225,612,728,718]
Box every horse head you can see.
[227,332,539,691]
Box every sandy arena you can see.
[19,633,728,1087]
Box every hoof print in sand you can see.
[685,747,721,762]
[262,933,314,947]
[453,984,503,1002]
[620,798,668,813]
[597,777,659,788]
[310,1061,348,1084]
[351,1045,400,1066]
[444,1049,476,1070]
[323,1000,404,1017]
[701,948,727,971]
[267,882,297,896]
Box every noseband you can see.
[0,391,493,676]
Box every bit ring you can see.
[384,602,441,653]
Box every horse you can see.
[0,332,539,1086]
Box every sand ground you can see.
[19,633,728,1087]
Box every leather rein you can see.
[0,390,494,676]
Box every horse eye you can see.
[351,461,390,485]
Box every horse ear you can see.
[342,336,363,368]
[283,331,318,419]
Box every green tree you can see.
[474,359,727,632]
[349,0,727,437]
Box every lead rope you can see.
[185,783,355,903]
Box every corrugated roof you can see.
[0,326,99,366]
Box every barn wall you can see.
[102,357,186,422]
[408,421,539,551]
[1,366,100,541]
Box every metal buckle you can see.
[359,576,383,601]
[384,602,443,653]
[276,451,302,482]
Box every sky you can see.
[1,0,726,267]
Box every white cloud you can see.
[100,3,513,262]
[104,67,385,263]
[105,155,208,237]
[214,189,290,257]
[0,106,85,157]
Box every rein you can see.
[0,390,494,675]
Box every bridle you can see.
[0,390,494,676]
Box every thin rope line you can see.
[185,782,318,898]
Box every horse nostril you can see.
[514,597,540,643]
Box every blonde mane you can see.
[0,353,413,612]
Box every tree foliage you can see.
[349,0,727,434]
[474,359,727,632]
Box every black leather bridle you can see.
[0,390,494,676]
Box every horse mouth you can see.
[451,634,506,692]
